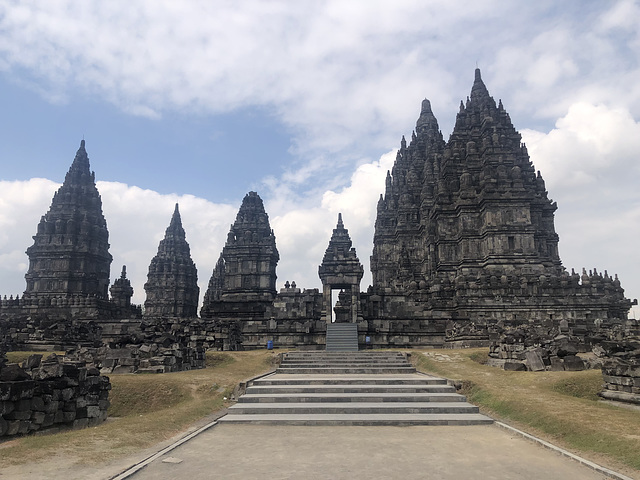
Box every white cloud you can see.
[0,149,393,307]
[1,1,639,319]
[269,150,396,291]
[521,101,640,316]
[96,182,238,304]
[0,178,59,297]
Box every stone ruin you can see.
[366,69,634,347]
[0,69,637,363]
[0,351,110,437]
[144,204,200,319]
[66,316,216,374]
[487,321,589,372]
[595,319,640,405]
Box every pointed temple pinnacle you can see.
[168,203,184,232]
[337,212,344,228]
[470,67,490,103]
[421,99,432,114]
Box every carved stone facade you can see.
[24,140,112,304]
[318,214,364,324]
[110,266,134,309]
[201,192,327,349]
[201,191,279,321]
[365,69,633,346]
[0,71,636,356]
[143,204,199,318]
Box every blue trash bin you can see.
[267,340,273,350]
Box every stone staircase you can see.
[220,352,493,426]
[325,323,358,351]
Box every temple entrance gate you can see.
[318,214,364,324]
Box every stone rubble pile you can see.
[596,319,640,405]
[66,317,218,374]
[0,352,110,438]
[0,313,103,351]
[487,323,587,372]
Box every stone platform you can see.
[220,352,492,426]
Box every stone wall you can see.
[67,317,217,373]
[0,312,103,352]
[487,323,587,371]
[597,319,640,405]
[0,353,110,438]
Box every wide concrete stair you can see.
[220,352,493,426]
[325,323,358,352]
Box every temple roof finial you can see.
[470,67,490,104]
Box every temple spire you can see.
[24,140,112,300]
[144,204,199,318]
[470,68,490,104]
[165,203,186,240]
[64,139,92,184]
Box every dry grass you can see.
[5,351,65,364]
[0,349,278,468]
[414,348,640,475]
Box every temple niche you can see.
[143,204,199,318]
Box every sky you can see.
[0,1,639,317]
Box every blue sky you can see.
[0,0,639,317]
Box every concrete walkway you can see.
[127,423,624,479]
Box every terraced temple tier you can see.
[221,352,493,426]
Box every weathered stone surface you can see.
[0,351,110,438]
[24,140,112,302]
[110,265,137,316]
[144,204,199,318]
[503,361,526,371]
[0,141,142,351]
[202,191,279,319]
[525,350,545,372]
[318,214,364,324]
[367,68,633,344]
[597,319,640,404]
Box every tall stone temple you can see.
[0,71,636,354]
[365,68,633,346]
[25,140,112,302]
[143,204,199,318]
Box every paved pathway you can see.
[128,424,619,479]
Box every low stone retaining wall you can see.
[0,353,110,437]
[487,324,588,372]
[66,317,217,374]
[597,320,640,405]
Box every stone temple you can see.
[144,204,199,319]
[25,140,112,305]
[366,69,633,345]
[0,70,636,355]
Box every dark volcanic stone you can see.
[143,204,199,318]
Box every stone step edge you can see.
[218,413,494,426]
[238,394,466,402]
